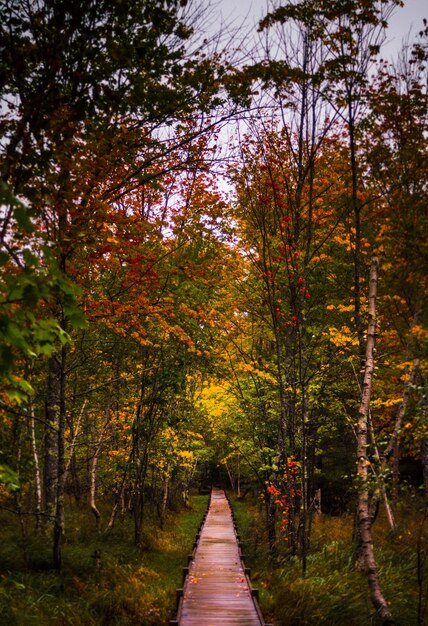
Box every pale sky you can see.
[383,0,427,56]
[215,0,427,58]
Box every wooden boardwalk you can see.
[177,488,263,626]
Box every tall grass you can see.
[0,494,208,625]
[230,494,428,626]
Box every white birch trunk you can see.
[29,405,42,532]
[356,256,394,625]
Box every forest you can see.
[0,0,427,624]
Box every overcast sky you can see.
[215,0,427,58]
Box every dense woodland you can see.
[0,0,427,624]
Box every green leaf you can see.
[63,299,87,329]
[22,249,39,268]
[4,322,29,351]
[15,379,34,395]
[14,204,35,233]
[6,388,28,404]
[58,327,72,344]
[22,283,40,307]
[0,464,20,491]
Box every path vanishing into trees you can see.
[173,488,267,626]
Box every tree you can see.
[0,0,240,569]
[362,27,428,494]
[356,256,394,625]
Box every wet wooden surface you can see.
[179,488,262,626]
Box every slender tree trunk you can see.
[107,501,119,531]
[356,256,394,625]
[371,359,420,520]
[69,454,81,503]
[422,438,428,493]
[420,385,428,493]
[369,475,395,531]
[368,412,395,531]
[159,460,170,530]
[90,454,101,530]
[29,405,42,532]
[130,380,153,546]
[346,102,365,369]
[50,200,70,571]
[44,356,60,528]
[299,386,309,577]
[133,453,149,545]
[133,486,144,545]
[225,460,235,492]
[133,439,151,545]
[64,398,87,504]
[265,488,277,555]
[106,466,129,532]
[15,424,29,566]
[90,407,111,530]
[392,440,400,505]
[314,488,321,515]
[53,342,67,571]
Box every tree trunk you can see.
[299,385,309,577]
[368,413,395,531]
[348,112,365,368]
[370,359,420,522]
[225,460,235,492]
[15,424,29,566]
[356,256,395,625]
[133,487,144,545]
[265,489,277,556]
[64,398,87,504]
[422,439,428,493]
[392,439,399,505]
[159,460,170,530]
[44,356,60,528]
[106,466,129,532]
[90,406,111,530]
[69,453,82,504]
[53,343,67,571]
[29,404,42,532]
[420,394,428,493]
[90,453,101,530]
[133,441,150,545]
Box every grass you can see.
[0,494,208,625]
[230,493,428,626]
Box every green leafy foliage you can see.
[0,188,86,400]
[0,464,20,492]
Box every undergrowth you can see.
[0,494,208,625]
[230,493,428,626]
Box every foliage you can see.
[0,0,427,622]
[231,493,428,626]
[0,494,208,625]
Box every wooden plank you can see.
[179,488,263,626]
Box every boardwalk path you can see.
[178,488,263,626]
